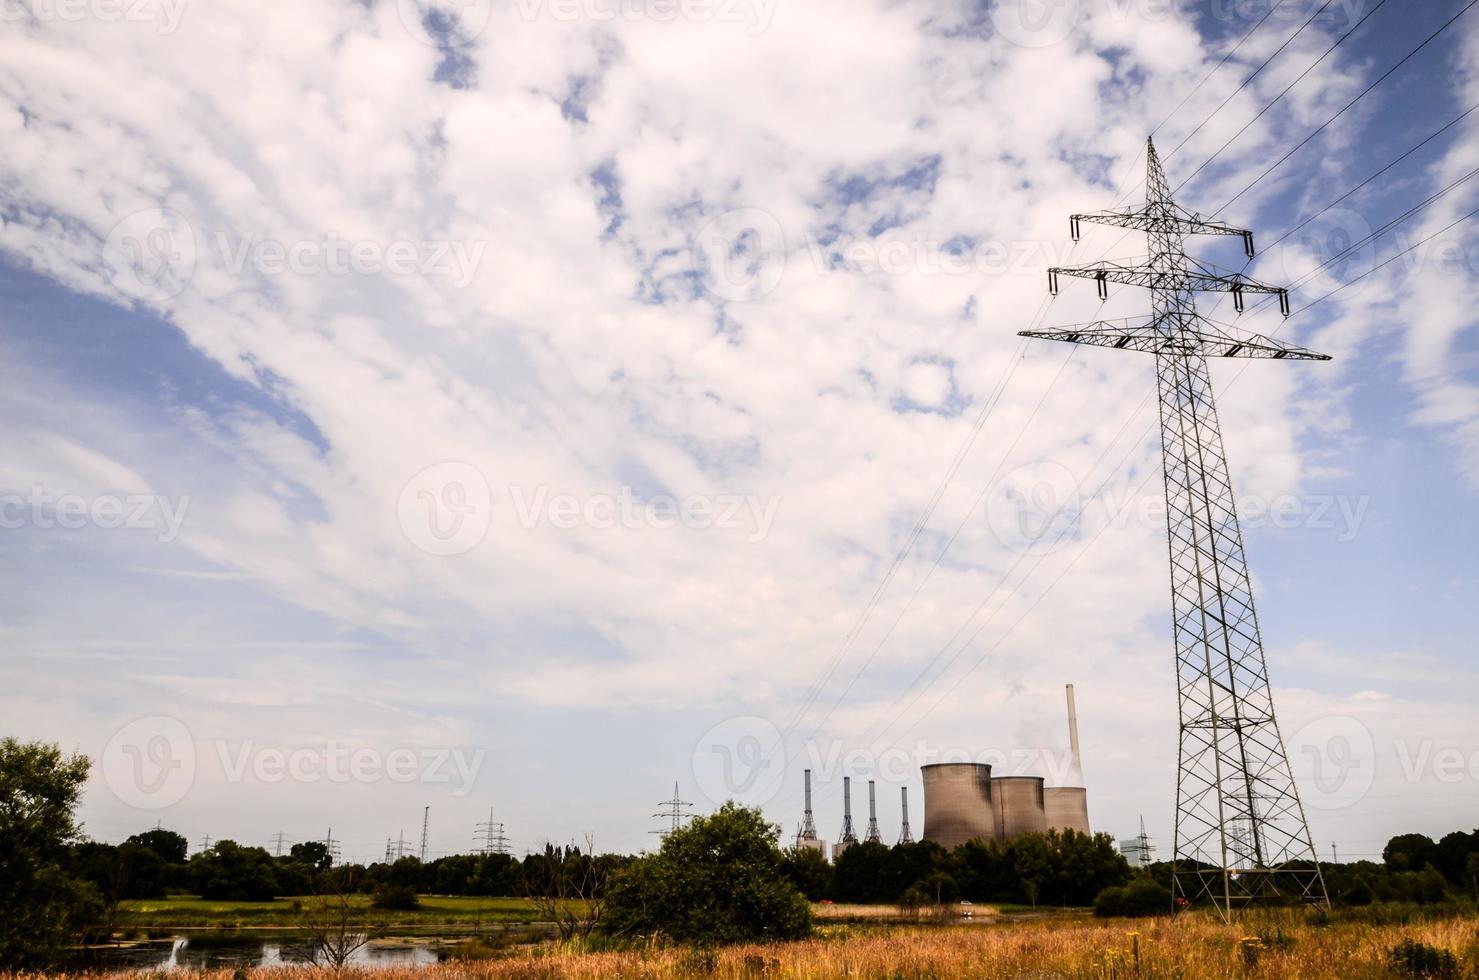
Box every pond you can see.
[74,931,541,972]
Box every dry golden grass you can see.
[15,911,1479,978]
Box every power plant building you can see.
[919,684,1094,849]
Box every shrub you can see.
[370,883,420,910]
[1388,938,1458,979]
[604,802,811,945]
[1094,879,1173,918]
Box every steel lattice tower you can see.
[796,769,820,846]
[1022,138,1330,919]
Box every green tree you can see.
[604,802,811,944]
[189,840,281,900]
[780,846,833,901]
[125,828,189,865]
[290,840,333,871]
[0,738,99,967]
[1383,833,1439,873]
[832,841,891,903]
[1093,878,1173,917]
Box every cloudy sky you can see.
[1,0,1476,864]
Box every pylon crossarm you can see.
[1071,205,1253,252]
[1048,260,1288,301]
[1019,315,1330,360]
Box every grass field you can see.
[115,895,559,930]
[60,906,1479,977]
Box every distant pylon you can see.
[1022,136,1329,919]
[650,782,694,839]
[475,807,510,855]
[838,777,858,845]
[898,787,914,845]
[864,780,882,844]
[419,807,430,862]
[273,831,285,857]
[796,769,819,846]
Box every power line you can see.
[1152,0,1293,141]
[1214,0,1479,215]
[1260,101,1479,254]
[1174,0,1393,193]
[1165,0,1340,162]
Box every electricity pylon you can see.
[651,782,694,840]
[1021,137,1329,919]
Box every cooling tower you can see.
[991,775,1048,841]
[920,763,995,850]
[1044,786,1091,835]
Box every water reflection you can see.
[86,934,450,971]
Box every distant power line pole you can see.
[1024,136,1329,920]
[273,831,285,857]
[475,808,509,855]
[651,782,694,840]
[323,828,341,864]
[419,807,430,863]
[195,835,211,855]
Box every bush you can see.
[370,883,421,910]
[1094,879,1173,918]
[604,802,811,945]
[1388,938,1458,979]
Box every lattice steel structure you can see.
[1021,138,1330,919]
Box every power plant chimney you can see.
[864,780,882,843]
[1066,683,1082,780]
[839,776,858,845]
[798,769,818,842]
[898,786,914,844]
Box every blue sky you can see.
[1,0,1476,864]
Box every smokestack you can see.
[1066,683,1082,779]
[898,786,914,844]
[798,769,818,841]
[865,780,882,843]
[839,776,858,844]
